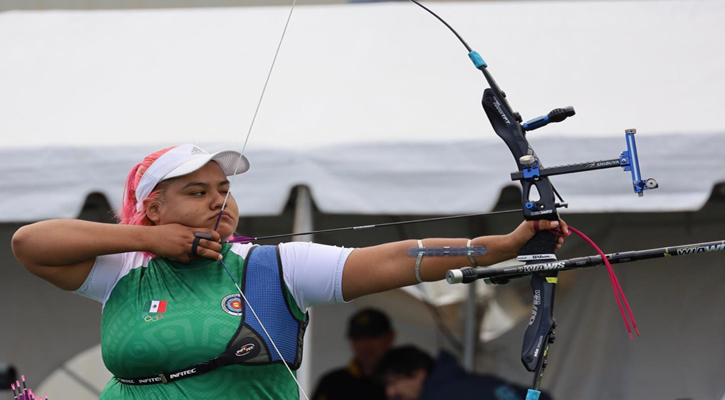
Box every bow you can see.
[408,2,724,399]
[404,1,656,396]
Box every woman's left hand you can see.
[509,218,570,251]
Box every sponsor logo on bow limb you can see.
[533,337,544,358]
[529,290,541,326]
[676,243,725,255]
[493,100,511,125]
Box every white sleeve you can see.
[73,251,150,305]
[278,242,355,311]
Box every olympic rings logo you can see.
[142,313,164,322]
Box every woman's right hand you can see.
[12,220,225,291]
[147,224,223,262]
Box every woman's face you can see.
[146,161,239,239]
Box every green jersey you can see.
[76,242,353,399]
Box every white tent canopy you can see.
[1,2,725,400]
[1,0,724,222]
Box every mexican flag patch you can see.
[146,300,168,313]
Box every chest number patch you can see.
[221,294,244,316]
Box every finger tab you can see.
[191,236,204,257]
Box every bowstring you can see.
[214,2,310,399]
[216,0,298,229]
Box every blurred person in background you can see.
[312,308,395,400]
[376,345,553,400]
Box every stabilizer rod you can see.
[447,240,725,285]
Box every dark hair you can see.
[376,345,434,378]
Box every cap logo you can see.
[355,314,371,326]
[348,309,391,338]
[190,146,205,155]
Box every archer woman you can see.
[11,144,567,400]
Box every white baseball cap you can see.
[135,144,250,211]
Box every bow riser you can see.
[481,82,560,387]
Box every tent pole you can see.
[292,185,314,242]
[292,185,314,395]
[463,281,478,372]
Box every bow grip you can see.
[519,229,558,260]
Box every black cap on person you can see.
[347,308,392,338]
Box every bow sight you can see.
[408,0,659,398]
